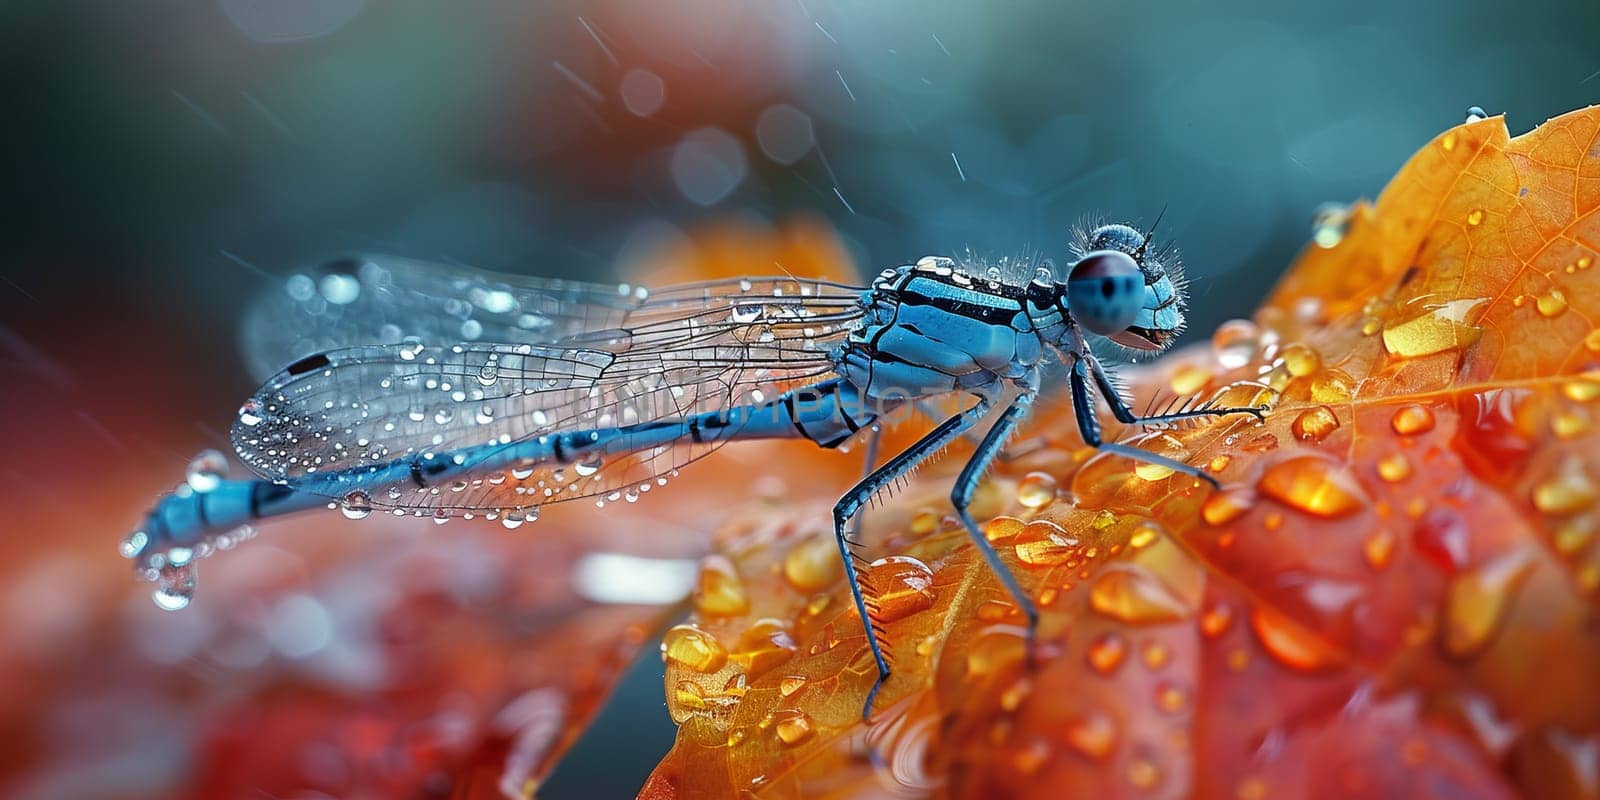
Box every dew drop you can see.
[119,530,148,560]
[1086,632,1127,674]
[477,363,499,386]
[1257,456,1366,518]
[1467,209,1485,226]
[1155,682,1189,714]
[1012,519,1080,566]
[1364,530,1397,570]
[339,490,373,520]
[1089,565,1193,624]
[1200,603,1233,637]
[984,516,1025,542]
[1015,472,1058,509]
[1377,452,1412,482]
[1390,404,1436,435]
[237,399,264,427]
[152,560,197,611]
[185,449,228,493]
[1168,363,1212,395]
[1065,711,1117,760]
[1212,319,1260,369]
[1250,606,1339,671]
[1134,462,1176,482]
[1536,288,1569,318]
[732,619,798,679]
[1281,343,1321,377]
[778,675,807,697]
[1532,458,1596,515]
[574,455,603,477]
[1200,488,1254,526]
[771,709,815,746]
[865,556,937,622]
[661,624,729,673]
[783,535,842,592]
[1290,406,1340,442]
[1442,549,1535,658]
[965,624,1028,677]
[694,555,750,617]
[1380,297,1486,358]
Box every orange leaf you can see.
[642,106,1600,798]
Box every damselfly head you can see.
[1065,220,1188,351]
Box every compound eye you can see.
[1066,249,1145,336]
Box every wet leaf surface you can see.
[643,108,1600,798]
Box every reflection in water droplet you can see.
[662,624,729,673]
[1012,520,1080,566]
[1065,711,1117,760]
[1532,458,1596,515]
[783,535,842,591]
[1015,472,1058,509]
[1377,453,1412,482]
[185,449,228,493]
[1257,456,1367,518]
[771,709,815,746]
[1213,320,1261,369]
[694,555,750,617]
[1291,406,1340,442]
[1466,209,1485,226]
[152,561,197,611]
[1250,606,1339,671]
[1090,566,1193,624]
[1087,632,1126,674]
[732,619,797,679]
[1537,289,1569,318]
[866,556,937,622]
[1380,297,1486,358]
[1443,549,1535,658]
[1391,404,1436,435]
[339,490,373,520]
[984,516,1025,543]
[1282,343,1321,377]
[1201,488,1254,526]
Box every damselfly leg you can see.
[835,393,994,721]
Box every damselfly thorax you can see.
[126,221,1267,718]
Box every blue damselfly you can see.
[124,222,1267,718]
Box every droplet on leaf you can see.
[662,624,729,673]
[1089,566,1194,624]
[1442,549,1535,658]
[865,556,937,623]
[1257,456,1367,518]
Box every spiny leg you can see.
[834,394,994,721]
[1087,354,1266,427]
[846,424,883,546]
[949,390,1040,658]
[1070,358,1224,488]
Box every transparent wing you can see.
[231,279,865,517]
[240,253,864,381]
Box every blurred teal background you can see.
[4,0,1599,797]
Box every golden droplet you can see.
[662,624,729,673]
[1200,603,1234,638]
[1380,298,1486,358]
[915,635,937,657]
[778,675,807,697]
[1554,517,1595,556]
[1155,682,1189,714]
[1536,288,1569,318]
[1201,487,1255,526]
[967,625,1029,677]
[1562,380,1600,402]
[1361,316,1382,336]
[1309,370,1355,403]
[1390,404,1436,435]
[1581,255,1595,270]
[1093,510,1117,530]
[783,534,842,592]
[721,673,747,698]
[732,618,797,679]
[1442,131,1458,151]
[865,556,937,623]
[1442,549,1535,657]
[1466,208,1485,226]
[1000,677,1032,711]
[1586,329,1600,353]
[1086,632,1127,674]
[1257,456,1367,518]
[770,709,815,746]
[1135,462,1176,481]
[1364,530,1396,570]
[1142,641,1170,670]
[1250,606,1338,671]
[1170,362,1213,395]
[1209,454,1233,472]
[1090,566,1194,624]
[1532,459,1597,515]
[1128,524,1160,549]
[1377,452,1412,482]
[1281,343,1321,377]
[1551,409,1590,439]
[1016,472,1059,509]
[1127,758,1162,789]
[909,508,940,537]
[1065,711,1117,760]
[693,555,749,617]
[1291,406,1340,442]
[984,515,1025,543]
[1013,519,1081,567]
[977,599,1018,622]
[1012,738,1051,775]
